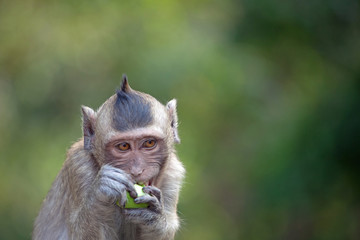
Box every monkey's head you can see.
[81,75,180,185]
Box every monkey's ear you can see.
[166,99,180,144]
[81,106,97,150]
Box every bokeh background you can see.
[1,0,360,239]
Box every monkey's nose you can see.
[130,168,144,177]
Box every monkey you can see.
[33,75,185,240]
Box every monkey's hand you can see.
[123,186,164,225]
[93,165,137,206]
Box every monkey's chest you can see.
[118,221,139,240]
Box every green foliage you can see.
[0,0,359,239]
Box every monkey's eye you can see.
[143,139,157,149]
[117,142,131,151]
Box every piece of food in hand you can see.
[117,183,149,208]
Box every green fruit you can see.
[117,183,149,209]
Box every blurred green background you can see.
[1,0,360,239]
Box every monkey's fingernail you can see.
[130,191,137,198]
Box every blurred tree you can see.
[0,0,359,239]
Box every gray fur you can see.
[33,81,185,240]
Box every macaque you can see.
[33,76,185,240]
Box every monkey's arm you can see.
[138,186,182,240]
[34,142,135,240]
[125,156,185,240]
[68,164,137,239]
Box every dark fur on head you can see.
[113,75,153,131]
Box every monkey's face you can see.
[104,126,169,185]
[81,77,179,185]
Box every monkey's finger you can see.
[118,196,127,208]
[134,195,161,212]
[134,195,156,204]
[99,178,128,204]
[101,165,127,178]
[142,186,161,201]
[102,165,135,183]
[109,168,136,185]
[102,164,127,174]
[105,175,137,197]
[101,168,137,195]
[128,190,137,199]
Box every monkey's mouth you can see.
[139,178,154,186]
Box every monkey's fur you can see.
[33,76,185,240]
